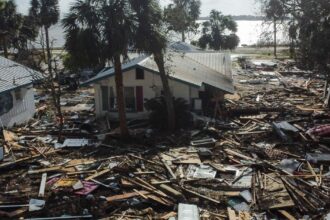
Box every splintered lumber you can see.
[182,187,220,204]
[227,208,251,220]
[159,184,184,199]
[151,180,172,185]
[28,166,62,175]
[38,173,47,198]
[147,194,174,206]
[224,149,255,161]
[0,150,60,169]
[160,158,177,180]
[128,177,170,199]
[227,207,237,220]
[306,161,319,183]
[278,210,296,220]
[257,173,295,210]
[106,191,150,202]
[84,168,110,181]
[160,212,177,219]
[128,154,162,166]
[3,130,19,142]
[238,212,252,220]
[133,189,148,199]
[133,171,156,175]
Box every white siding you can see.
[0,86,36,128]
[94,69,201,118]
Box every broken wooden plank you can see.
[278,210,296,220]
[182,187,220,204]
[227,207,237,220]
[224,149,255,161]
[106,191,150,202]
[160,158,177,180]
[133,189,149,200]
[28,166,62,175]
[84,168,110,181]
[159,184,184,199]
[38,173,47,198]
[306,161,319,183]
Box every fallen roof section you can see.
[82,53,234,94]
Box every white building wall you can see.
[0,86,36,128]
[94,69,201,119]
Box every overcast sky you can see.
[15,0,259,17]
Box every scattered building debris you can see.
[1,59,330,219]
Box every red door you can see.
[136,86,144,112]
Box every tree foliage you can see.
[164,0,201,42]
[63,0,177,135]
[0,0,38,57]
[260,0,287,57]
[63,0,176,133]
[62,0,104,72]
[29,0,59,28]
[261,0,330,73]
[197,10,239,50]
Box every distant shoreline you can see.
[199,15,265,21]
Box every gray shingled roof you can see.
[82,53,234,94]
[0,56,43,94]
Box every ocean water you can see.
[45,20,288,48]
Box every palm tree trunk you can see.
[181,31,186,42]
[45,26,52,75]
[114,55,129,137]
[273,18,277,58]
[289,37,294,59]
[154,52,176,131]
[45,26,63,139]
[2,36,8,58]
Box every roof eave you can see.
[0,82,33,95]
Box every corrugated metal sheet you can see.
[185,53,232,79]
[141,53,234,94]
[0,56,43,94]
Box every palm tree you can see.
[132,0,176,131]
[62,0,104,72]
[29,0,63,135]
[0,0,21,58]
[101,0,137,137]
[29,0,59,73]
[63,0,134,137]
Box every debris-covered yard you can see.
[1,58,330,220]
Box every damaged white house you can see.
[0,56,42,127]
[82,49,234,119]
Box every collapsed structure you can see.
[82,49,233,119]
